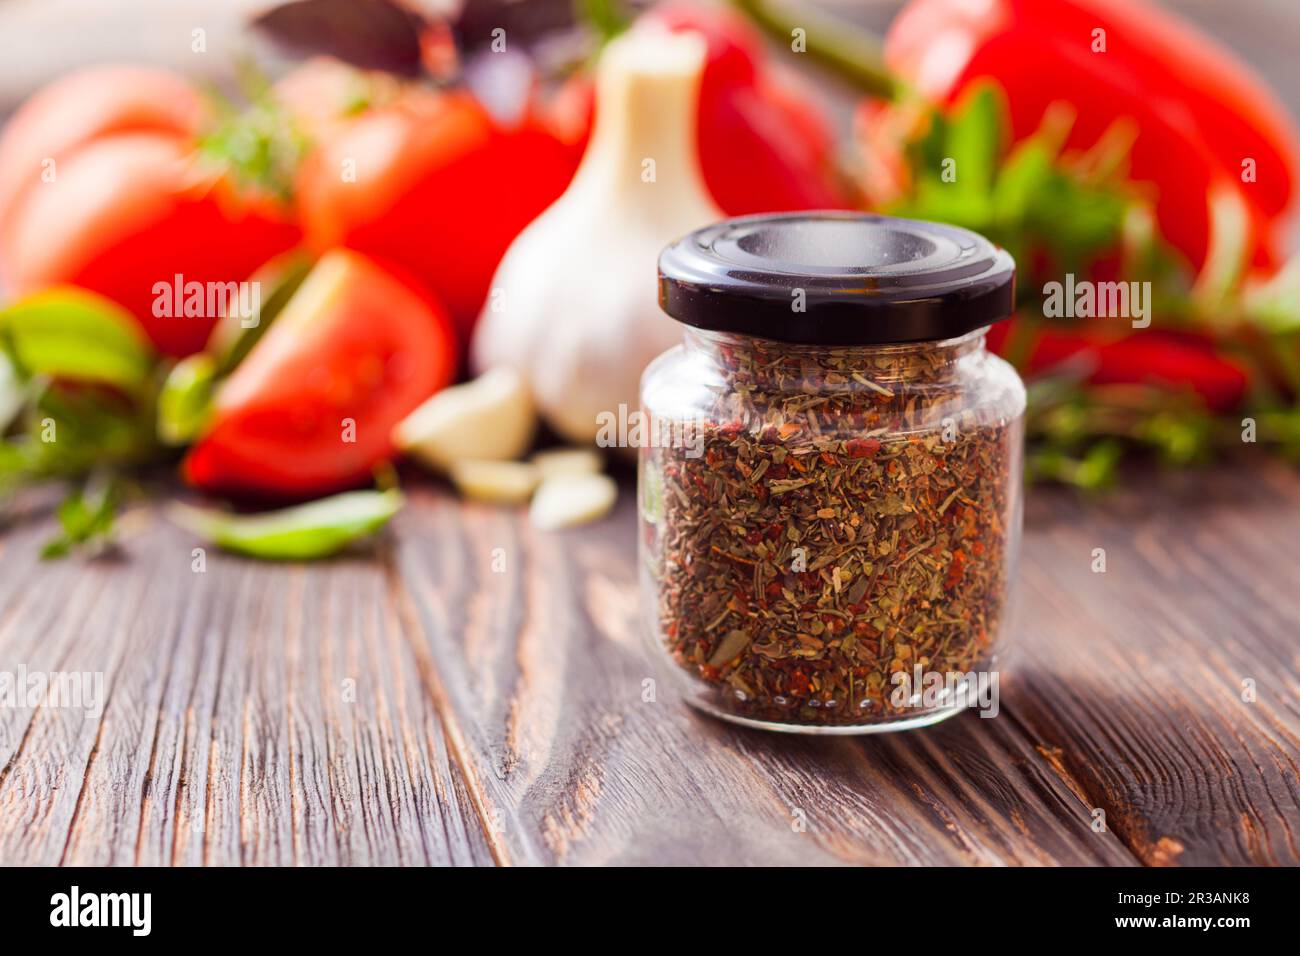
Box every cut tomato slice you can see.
[184,249,457,498]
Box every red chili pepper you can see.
[885,0,1300,271]
[1091,332,1249,411]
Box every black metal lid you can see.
[658,212,1016,345]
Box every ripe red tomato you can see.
[0,65,300,357]
[295,87,577,345]
[0,64,205,230]
[273,57,408,145]
[184,249,457,499]
[2,133,299,357]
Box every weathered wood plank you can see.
[0,495,494,866]
[388,486,1135,866]
[1010,459,1300,866]
[2,459,1297,866]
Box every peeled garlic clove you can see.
[529,473,618,531]
[395,366,536,472]
[450,460,539,504]
[530,447,603,480]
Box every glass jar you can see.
[639,212,1025,734]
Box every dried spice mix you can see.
[641,213,1025,733]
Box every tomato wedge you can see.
[184,250,457,498]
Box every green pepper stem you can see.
[730,0,898,98]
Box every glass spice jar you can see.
[639,212,1025,734]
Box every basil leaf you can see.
[41,477,121,560]
[157,354,217,445]
[993,140,1054,228]
[2,382,158,483]
[945,83,1002,199]
[169,489,403,560]
[0,288,154,393]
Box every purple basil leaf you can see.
[251,0,443,76]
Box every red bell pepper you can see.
[988,320,1248,411]
[885,0,1300,272]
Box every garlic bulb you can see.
[470,26,721,447]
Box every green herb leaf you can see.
[1025,440,1121,490]
[887,84,1137,299]
[168,489,404,560]
[41,477,122,559]
[198,81,309,203]
[945,84,1002,199]
[7,381,159,482]
[0,288,154,393]
[576,0,631,42]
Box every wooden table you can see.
[1,0,1298,868]
[0,459,1296,866]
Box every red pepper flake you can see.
[719,420,744,439]
[944,549,968,589]
[844,437,882,458]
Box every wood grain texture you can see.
[1010,459,1300,866]
[388,487,1134,866]
[4,461,1293,866]
[0,0,1296,869]
[0,491,494,866]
